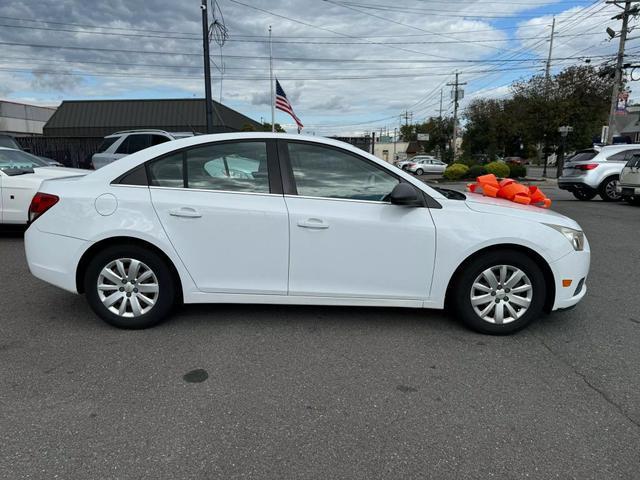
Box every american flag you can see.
[275,79,303,131]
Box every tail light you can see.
[575,163,598,171]
[28,192,59,223]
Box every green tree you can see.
[462,65,610,160]
[400,116,454,162]
[260,122,286,133]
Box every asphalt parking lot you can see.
[1,185,639,479]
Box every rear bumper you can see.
[549,246,590,310]
[25,226,89,294]
[557,180,596,193]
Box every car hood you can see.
[464,192,581,230]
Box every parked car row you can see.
[558,144,640,204]
[394,155,447,175]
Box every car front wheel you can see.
[451,250,546,334]
[599,176,621,202]
[84,245,176,329]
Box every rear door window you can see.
[116,134,152,155]
[566,150,597,163]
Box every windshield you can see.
[0,136,21,149]
[0,149,49,175]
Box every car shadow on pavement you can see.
[169,302,468,335]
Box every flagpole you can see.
[269,25,275,133]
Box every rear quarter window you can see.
[96,136,119,153]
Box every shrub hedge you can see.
[443,163,469,180]
[465,165,487,179]
[485,161,510,178]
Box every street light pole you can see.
[606,0,632,144]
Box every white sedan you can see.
[0,147,86,224]
[24,133,590,334]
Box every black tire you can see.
[84,245,176,329]
[598,176,622,202]
[415,168,424,175]
[450,250,546,335]
[572,190,597,201]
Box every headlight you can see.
[544,224,585,251]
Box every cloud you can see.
[0,0,623,135]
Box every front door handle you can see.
[169,207,202,218]
[297,218,329,229]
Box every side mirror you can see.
[389,183,422,206]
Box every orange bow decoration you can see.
[467,174,552,208]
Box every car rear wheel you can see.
[450,250,546,335]
[572,190,597,201]
[84,245,176,329]
[415,168,424,175]
[598,176,621,202]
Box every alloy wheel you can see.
[97,258,159,318]
[470,265,533,325]
[605,179,621,200]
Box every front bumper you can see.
[549,246,590,310]
[25,226,90,294]
[619,184,640,198]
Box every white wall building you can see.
[0,100,57,136]
[373,141,409,163]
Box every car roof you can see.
[597,144,640,154]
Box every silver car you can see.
[406,157,447,175]
[558,145,640,201]
[620,153,640,205]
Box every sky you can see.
[0,0,633,136]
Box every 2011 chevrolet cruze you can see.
[24,133,590,334]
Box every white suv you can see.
[91,130,194,169]
[558,144,640,201]
[620,153,640,205]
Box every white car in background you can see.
[558,144,640,201]
[406,157,447,175]
[0,147,86,224]
[25,133,589,335]
[91,129,195,169]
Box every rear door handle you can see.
[297,218,329,229]
[169,207,202,218]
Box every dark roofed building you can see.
[44,98,261,138]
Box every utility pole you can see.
[439,89,444,120]
[201,0,214,134]
[606,0,634,144]
[269,26,275,133]
[402,110,411,126]
[542,16,555,178]
[393,127,397,160]
[447,72,466,160]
